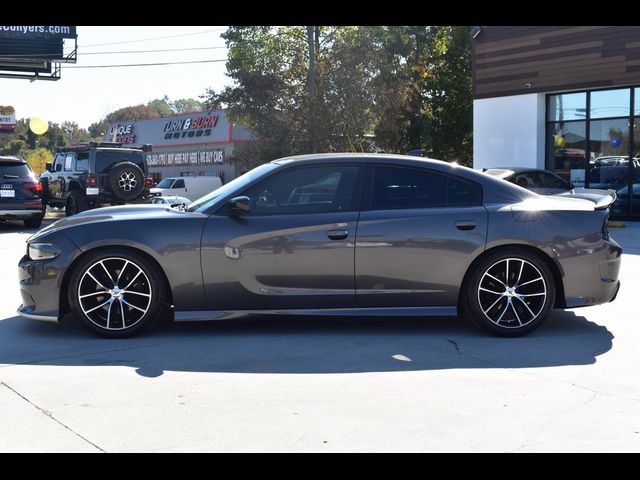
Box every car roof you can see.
[0,155,26,164]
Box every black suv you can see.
[41,142,154,216]
[0,156,44,228]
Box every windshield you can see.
[156,178,175,188]
[188,163,278,212]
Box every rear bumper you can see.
[86,188,153,205]
[559,234,622,308]
[0,209,43,220]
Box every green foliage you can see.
[171,97,204,113]
[206,26,473,166]
[147,96,173,116]
[0,118,91,162]
[106,105,160,123]
[24,147,53,176]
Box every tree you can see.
[204,26,474,165]
[25,147,53,175]
[105,105,160,123]
[147,96,173,116]
[88,120,106,140]
[61,121,90,145]
[171,97,204,113]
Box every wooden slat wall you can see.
[473,26,640,99]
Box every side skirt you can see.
[174,306,458,322]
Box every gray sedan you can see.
[18,154,621,338]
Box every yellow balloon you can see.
[29,117,49,135]
[554,134,566,148]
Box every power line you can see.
[82,46,227,55]
[79,28,226,48]
[65,58,226,69]
[0,46,227,58]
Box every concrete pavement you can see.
[0,217,639,452]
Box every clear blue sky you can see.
[1,26,231,129]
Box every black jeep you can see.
[41,142,154,216]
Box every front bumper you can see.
[17,232,81,323]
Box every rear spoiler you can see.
[594,194,615,210]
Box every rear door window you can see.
[369,166,481,210]
[76,152,89,171]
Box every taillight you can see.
[24,181,43,193]
[87,175,98,187]
[144,176,155,187]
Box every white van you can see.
[150,176,223,201]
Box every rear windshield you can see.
[0,162,31,178]
[95,151,145,172]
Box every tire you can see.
[108,162,144,202]
[24,216,43,229]
[65,190,88,217]
[68,248,166,338]
[462,249,556,337]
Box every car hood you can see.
[555,188,616,209]
[29,204,206,241]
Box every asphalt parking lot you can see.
[1,214,639,452]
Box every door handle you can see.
[455,221,476,231]
[327,229,349,240]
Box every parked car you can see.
[611,183,640,216]
[483,167,617,208]
[149,195,191,207]
[150,176,222,202]
[40,142,155,217]
[0,155,44,228]
[18,153,621,339]
[587,156,640,190]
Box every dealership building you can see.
[472,26,640,219]
[104,109,257,183]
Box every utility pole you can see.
[307,26,318,153]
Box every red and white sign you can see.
[0,105,16,133]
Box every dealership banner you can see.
[0,26,76,39]
[0,105,16,133]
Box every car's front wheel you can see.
[68,248,166,338]
[463,249,556,337]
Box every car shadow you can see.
[0,309,613,378]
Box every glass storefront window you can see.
[587,117,630,190]
[548,92,587,121]
[547,121,587,185]
[611,117,640,216]
[635,88,640,116]
[547,87,639,217]
[590,89,630,119]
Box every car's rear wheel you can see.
[463,249,556,337]
[68,248,166,338]
[66,190,88,216]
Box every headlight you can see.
[28,243,61,261]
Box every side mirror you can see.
[569,183,575,189]
[228,196,250,215]
[45,162,52,172]
[55,164,63,172]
